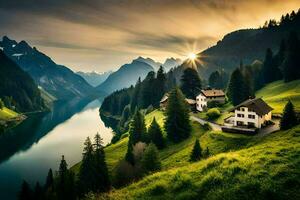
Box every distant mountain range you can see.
[96,57,181,94]
[0,50,44,112]
[196,12,300,78]
[77,71,112,87]
[96,59,154,93]
[0,36,95,100]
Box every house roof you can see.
[160,93,169,103]
[159,93,196,105]
[229,98,273,116]
[200,89,225,97]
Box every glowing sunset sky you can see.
[0,0,299,72]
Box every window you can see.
[237,121,244,126]
[241,108,245,111]
[248,122,255,128]
[248,114,255,119]
[237,114,244,118]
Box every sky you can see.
[0,0,299,73]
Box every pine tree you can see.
[141,71,156,108]
[282,32,300,82]
[128,110,147,145]
[164,87,191,142]
[78,137,95,196]
[190,139,202,161]
[0,98,4,109]
[141,143,161,173]
[33,182,43,200]
[18,180,32,200]
[44,169,54,190]
[130,78,142,112]
[154,66,166,107]
[125,142,135,165]
[227,68,251,106]
[180,68,202,99]
[262,48,275,84]
[148,117,165,149]
[93,133,111,192]
[280,100,298,130]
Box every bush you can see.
[206,108,221,120]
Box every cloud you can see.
[0,0,299,72]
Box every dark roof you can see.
[200,89,225,97]
[229,98,273,116]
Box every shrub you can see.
[206,108,221,120]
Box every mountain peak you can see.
[1,36,17,47]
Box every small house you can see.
[225,98,273,129]
[160,93,196,111]
[196,89,225,112]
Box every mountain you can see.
[196,10,300,78]
[0,50,45,112]
[96,59,154,93]
[0,36,95,100]
[135,56,162,71]
[77,71,112,87]
[162,57,182,71]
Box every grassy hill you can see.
[256,80,300,114]
[94,125,300,200]
[0,107,18,120]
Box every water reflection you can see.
[0,98,113,199]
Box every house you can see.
[160,93,196,111]
[196,89,225,112]
[225,98,273,129]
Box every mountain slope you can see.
[256,80,300,113]
[0,50,45,112]
[77,71,112,87]
[197,11,300,78]
[0,36,95,100]
[96,125,300,200]
[96,59,154,93]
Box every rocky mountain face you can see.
[0,36,95,100]
[0,50,45,112]
[77,71,112,87]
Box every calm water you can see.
[0,98,113,199]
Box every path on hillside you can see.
[190,116,222,131]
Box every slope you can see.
[256,80,300,113]
[77,71,112,87]
[0,36,95,100]
[0,50,45,112]
[94,125,300,200]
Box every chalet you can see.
[196,89,225,112]
[225,98,273,129]
[160,93,196,111]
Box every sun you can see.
[188,53,197,60]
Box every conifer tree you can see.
[131,78,142,112]
[180,68,202,99]
[280,100,298,130]
[141,143,161,173]
[33,182,43,200]
[148,117,165,149]
[262,48,275,84]
[141,71,156,108]
[227,68,251,105]
[45,169,54,190]
[78,137,95,196]
[0,98,4,109]
[164,87,191,142]
[282,32,300,82]
[154,66,166,107]
[125,142,135,165]
[190,139,202,161]
[18,180,32,200]
[128,110,147,145]
[93,133,111,192]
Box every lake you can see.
[0,98,113,199]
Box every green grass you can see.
[92,125,300,200]
[256,80,300,114]
[0,107,19,120]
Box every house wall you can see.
[233,106,261,128]
[196,94,207,111]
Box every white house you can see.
[196,89,225,111]
[160,93,196,111]
[225,98,273,128]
